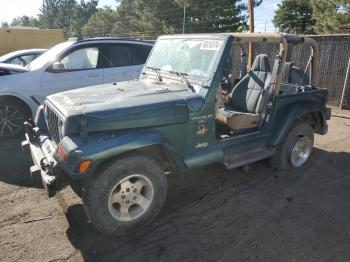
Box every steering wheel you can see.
[17,57,27,66]
[221,75,231,92]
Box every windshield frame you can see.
[28,41,76,70]
[144,36,226,82]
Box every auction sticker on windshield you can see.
[200,40,223,50]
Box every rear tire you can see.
[269,122,314,170]
[83,154,167,235]
[0,100,27,139]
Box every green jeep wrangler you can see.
[23,33,331,235]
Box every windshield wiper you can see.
[146,66,162,82]
[169,70,196,93]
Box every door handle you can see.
[87,73,99,77]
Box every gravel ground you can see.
[0,113,350,262]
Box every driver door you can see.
[40,45,104,99]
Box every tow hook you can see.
[24,122,40,142]
[40,158,54,174]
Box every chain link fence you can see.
[303,35,350,108]
[232,35,350,108]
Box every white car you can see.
[0,49,46,66]
[0,38,153,138]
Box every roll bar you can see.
[224,32,320,90]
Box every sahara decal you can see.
[196,124,208,136]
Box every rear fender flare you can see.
[269,101,325,146]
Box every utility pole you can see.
[248,0,255,68]
[183,5,186,34]
[176,0,190,34]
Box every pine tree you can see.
[184,0,251,33]
[39,0,98,37]
[11,16,40,27]
[112,0,174,38]
[273,0,315,34]
[39,0,61,29]
[82,7,118,37]
[70,0,99,37]
[110,0,260,38]
[312,0,350,33]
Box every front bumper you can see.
[22,124,67,197]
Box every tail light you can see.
[57,144,68,161]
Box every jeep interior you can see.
[216,33,320,139]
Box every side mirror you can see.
[51,62,65,72]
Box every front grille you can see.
[44,104,60,144]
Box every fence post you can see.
[340,57,350,109]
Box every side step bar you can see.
[223,146,276,170]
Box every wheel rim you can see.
[290,136,312,167]
[108,174,154,222]
[0,104,24,137]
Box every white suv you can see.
[0,38,153,138]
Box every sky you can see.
[0,0,117,23]
[0,0,281,32]
[254,0,281,32]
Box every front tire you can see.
[69,180,84,198]
[83,154,167,235]
[269,122,314,170]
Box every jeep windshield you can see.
[146,38,223,81]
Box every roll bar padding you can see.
[282,33,305,44]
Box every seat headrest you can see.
[251,54,270,72]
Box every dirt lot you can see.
[1,113,350,262]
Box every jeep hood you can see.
[0,63,29,73]
[46,79,204,134]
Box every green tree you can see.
[38,0,98,37]
[35,0,264,38]
[158,0,262,34]
[39,0,61,29]
[82,7,118,37]
[11,16,40,27]
[311,0,350,33]
[184,0,256,33]
[1,21,9,28]
[111,0,261,38]
[56,0,78,35]
[70,0,99,37]
[175,0,192,7]
[112,0,174,38]
[273,0,315,34]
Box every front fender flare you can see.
[68,131,187,178]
